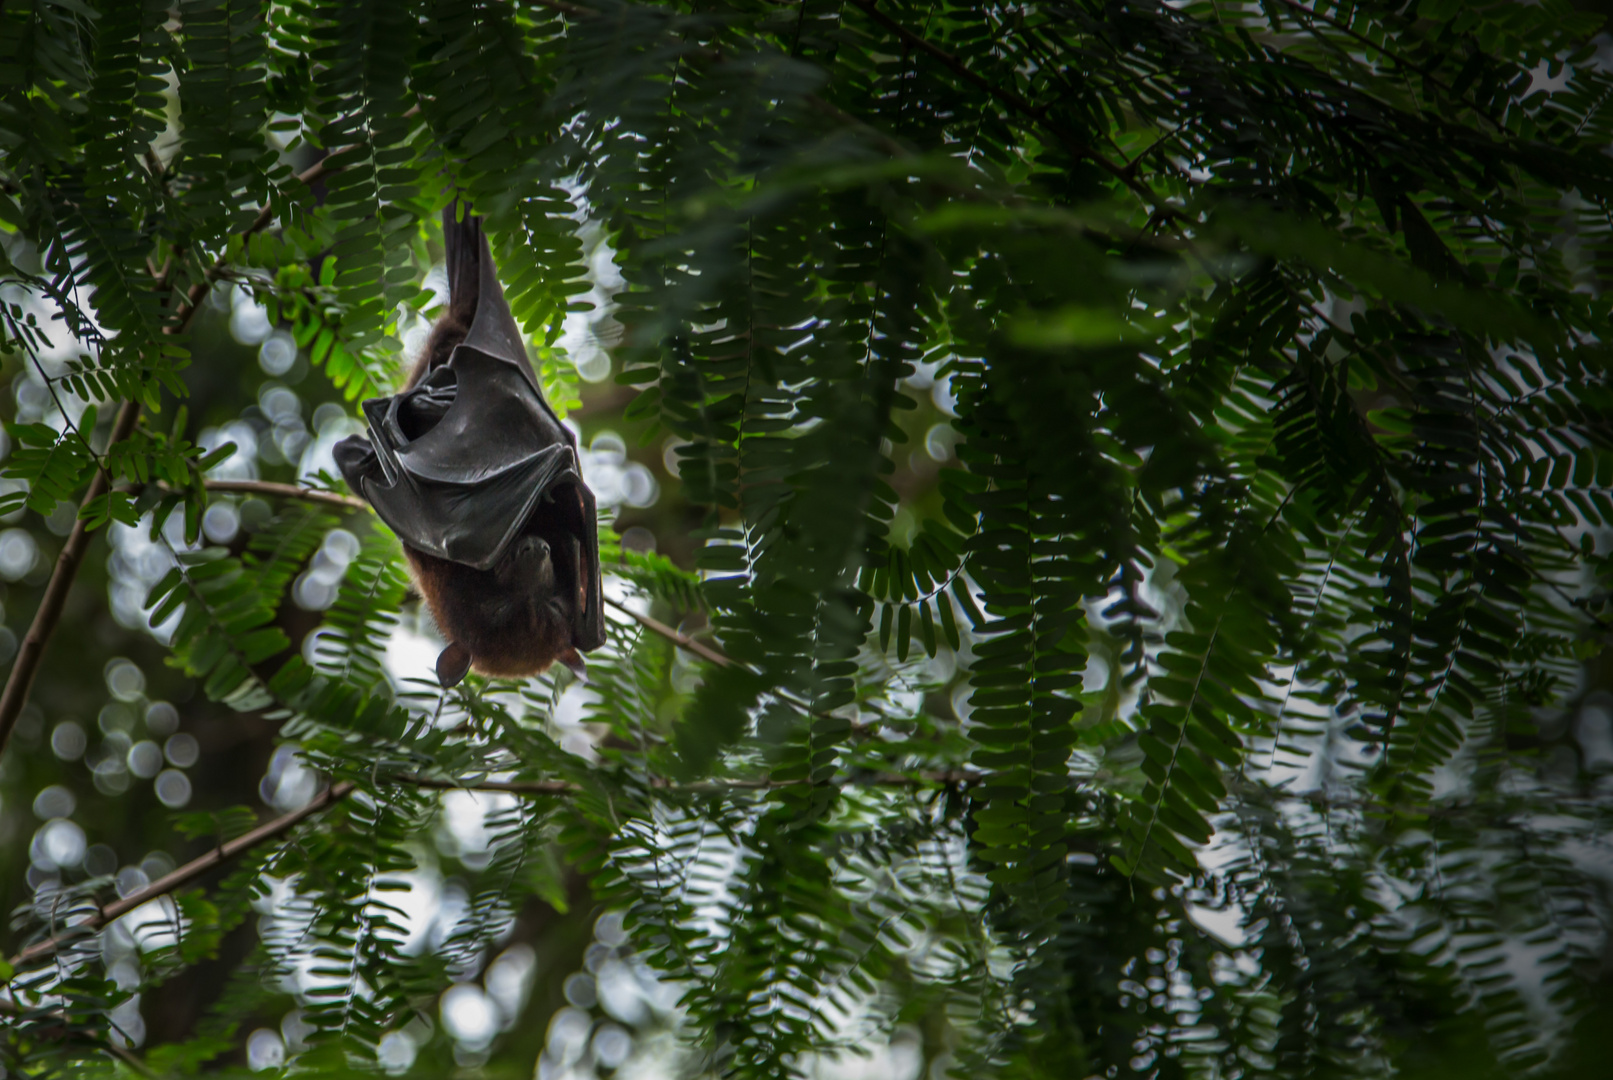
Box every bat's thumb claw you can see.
[559,648,587,682]
[437,643,472,688]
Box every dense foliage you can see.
[3,0,1613,1076]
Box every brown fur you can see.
[402,312,584,678]
[411,310,469,387]
[407,543,576,676]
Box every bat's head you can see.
[409,530,580,688]
[496,534,556,594]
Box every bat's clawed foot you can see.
[436,642,473,688]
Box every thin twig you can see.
[201,479,366,513]
[608,600,870,733]
[0,1004,158,1075]
[241,158,330,240]
[604,596,731,669]
[3,765,967,968]
[593,596,868,730]
[402,775,580,795]
[7,782,355,971]
[168,158,332,330]
[108,1042,156,1078]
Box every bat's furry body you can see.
[336,207,603,687]
[402,313,583,681]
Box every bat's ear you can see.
[558,648,587,682]
[436,642,473,688]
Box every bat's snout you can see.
[499,534,555,591]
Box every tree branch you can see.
[2,765,967,972]
[166,158,331,330]
[202,479,366,513]
[194,478,869,732]
[196,480,753,674]
[108,1042,157,1078]
[0,160,331,765]
[7,782,355,972]
[395,770,980,796]
[603,597,732,669]
[0,401,143,759]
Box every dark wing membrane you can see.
[569,480,606,651]
[349,349,582,570]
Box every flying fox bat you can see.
[334,206,605,688]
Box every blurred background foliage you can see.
[3,0,1613,1078]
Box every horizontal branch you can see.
[5,767,974,973]
[197,478,876,734]
[202,479,366,513]
[197,480,760,681]
[8,782,354,972]
[603,597,731,668]
[395,769,980,796]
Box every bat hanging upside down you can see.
[334,205,605,688]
